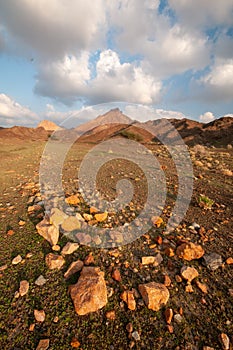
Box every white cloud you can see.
[124,104,186,122]
[35,50,162,105]
[199,111,215,123]
[0,0,107,58]
[0,94,39,126]
[168,0,233,28]
[199,59,233,101]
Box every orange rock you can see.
[120,290,136,310]
[164,308,173,324]
[70,267,107,315]
[138,282,169,311]
[112,268,122,282]
[176,242,204,261]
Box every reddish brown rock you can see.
[45,253,65,270]
[36,218,59,246]
[138,282,170,311]
[70,267,107,315]
[120,290,136,310]
[176,242,204,261]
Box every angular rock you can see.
[203,253,222,270]
[120,290,136,310]
[36,339,50,350]
[138,282,170,311]
[61,242,79,255]
[176,242,205,261]
[95,212,108,222]
[35,275,47,286]
[49,208,68,227]
[61,216,81,232]
[45,253,65,270]
[12,255,23,265]
[19,280,29,296]
[34,309,46,322]
[36,218,59,246]
[70,267,107,315]
[64,260,84,279]
[181,266,199,282]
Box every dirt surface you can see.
[0,137,232,350]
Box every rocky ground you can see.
[0,138,232,350]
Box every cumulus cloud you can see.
[0,94,39,126]
[35,50,162,105]
[198,59,233,101]
[0,0,107,58]
[124,104,186,122]
[199,112,215,123]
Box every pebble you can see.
[12,255,23,265]
[35,275,47,286]
[203,253,223,270]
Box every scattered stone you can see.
[49,208,68,227]
[35,275,47,286]
[174,314,183,323]
[126,323,133,333]
[164,275,172,287]
[112,268,122,282]
[70,338,81,348]
[196,280,208,294]
[61,216,81,232]
[36,339,50,350]
[105,310,116,320]
[181,266,199,283]
[19,280,29,296]
[70,267,107,315]
[164,308,173,324]
[65,194,80,205]
[203,253,223,270]
[132,331,140,341]
[138,282,170,311]
[12,255,23,265]
[84,252,95,265]
[61,242,79,255]
[226,257,233,265]
[36,218,59,246]
[95,212,108,222]
[34,309,46,322]
[185,284,194,293]
[120,290,136,310]
[52,244,60,251]
[151,216,164,227]
[176,242,205,261]
[64,260,84,279]
[219,333,230,350]
[45,253,65,270]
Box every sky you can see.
[0,0,233,127]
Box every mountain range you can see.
[0,108,232,147]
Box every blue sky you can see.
[0,0,233,127]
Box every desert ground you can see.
[0,116,232,350]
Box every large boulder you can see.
[70,267,107,315]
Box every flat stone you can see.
[70,267,107,315]
[36,339,50,350]
[61,242,79,255]
[36,218,59,246]
[45,253,65,270]
[19,280,29,296]
[203,253,222,270]
[61,216,81,232]
[138,282,170,311]
[120,290,136,310]
[64,260,84,279]
[181,266,199,282]
[176,242,205,261]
